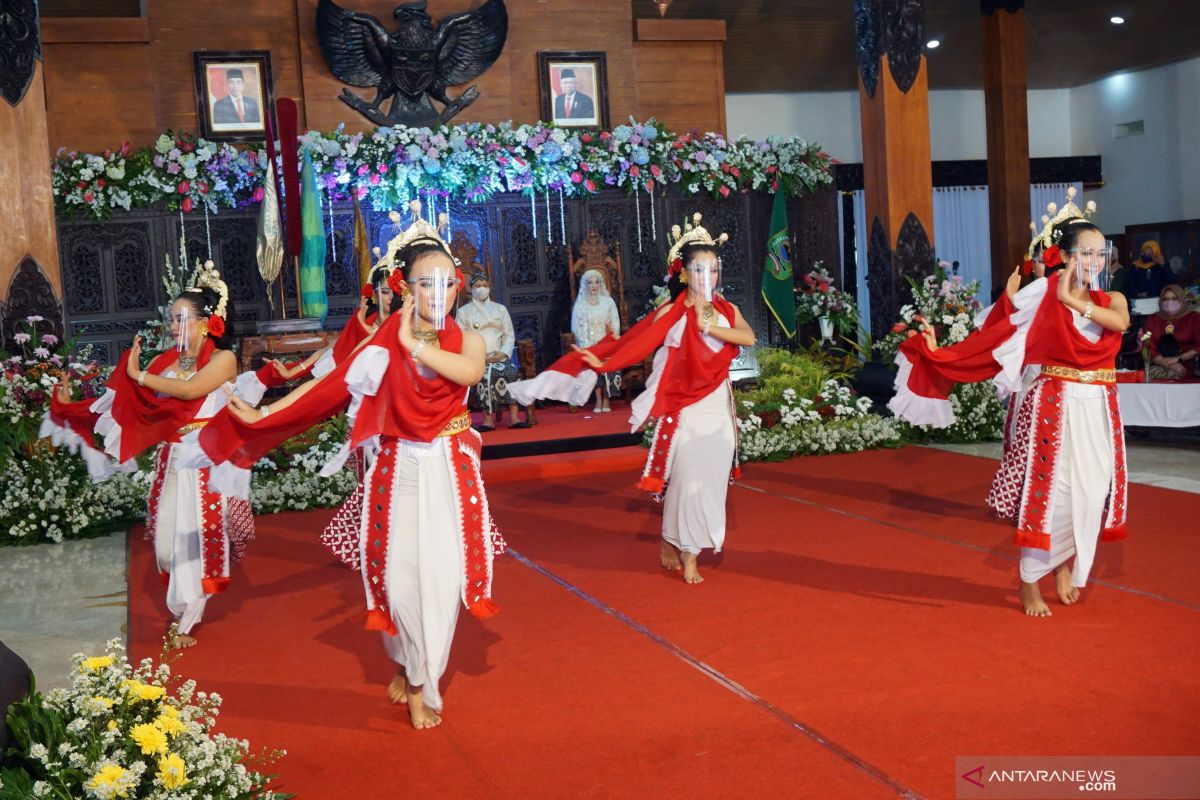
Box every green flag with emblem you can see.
[762,191,796,337]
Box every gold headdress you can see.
[667,213,729,283]
[1026,186,1098,260]
[183,259,230,337]
[374,199,457,271]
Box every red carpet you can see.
[128,446,1200,798]
[472,400,632,446]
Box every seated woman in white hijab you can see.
[571,269,622,412]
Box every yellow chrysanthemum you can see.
[157,752,190,790]
[154,712,186,736]
[157,703,180,719]
[107,720,119,731]
[130,722,169,755]
[86,763,129,799]
[121,679,166,702]
[81,656,114,672]
[90,696,115,710]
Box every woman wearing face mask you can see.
[1143,284,1199,379]
[187,210,504,731]
[43,263,252,649]
[891,210,1132,618]
[1127,240,1171,299]
[571,269,623,413]
[455,272,532,430]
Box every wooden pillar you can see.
[982,0,1031,297]
[855,0,934,338]
[0,1,65,348]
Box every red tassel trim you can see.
[364,608,398,636]
[468,598,499,619]
[1012,529,1051,550]
[1101,523,1128,542]
[637,475,664,494]
[731,464,742,479]
[201,577,231,595]
[159,571,170,588]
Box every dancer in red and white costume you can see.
[187,209,502,729]
[42,262,253,647]
[511,214,755,583]
[889,212,1131,617]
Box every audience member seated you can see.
[1144,284,1199,379]
[1127,240,1173,299]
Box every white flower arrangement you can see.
[0,638,287,798]
[874,267,1005,443]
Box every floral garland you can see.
[53,119,833,220]
[0,638,287,798]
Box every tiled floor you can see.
[0,534,126,690]
[2,438,1196,690]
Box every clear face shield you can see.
[689,257,721,303]
[175,305,190,353]
[1072,240,1112,293]
[411,266,455,331]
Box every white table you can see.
[1116,380,1200,427]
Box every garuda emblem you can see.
[316,0,508,128]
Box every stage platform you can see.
[473,401,641,460]
[127,446,1200,799]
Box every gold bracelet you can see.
[1083,301,1094,320]
[260,404,271,419]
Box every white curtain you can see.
[932,186,992,303]
[848,190,869,336]
[841,182,1082,330]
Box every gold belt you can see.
[437,412,472,438]
[176,420,209,436]
[1041,365,1116,384]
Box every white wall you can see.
[726,88,1071,162]
[726,57,1200,230]
[1070,57,1200,230]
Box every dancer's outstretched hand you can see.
[571,344,603,369]
[919,324,939,351]
[222,383,262,423]
[267,358,305,380]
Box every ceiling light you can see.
[926,39,941,49]
[1110,16,1125,24]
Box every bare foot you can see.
[681,552,703,584]
[1019,581,1051,617]
[659,539,682,571]
[170,633,198,649]
[387,670,408,704]
[405,686,441,730]
[1055,566,1080,605]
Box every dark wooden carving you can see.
[2,258,63,351]
[0,0,40,107]
[854,0,881,97]
[56,188,843,367]
[894,212,934,309]
[316,0,508,127]
[882,0,925,94]
[866,216,893,339]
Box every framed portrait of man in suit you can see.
[193,50,275,142]
[538,51,609,130]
